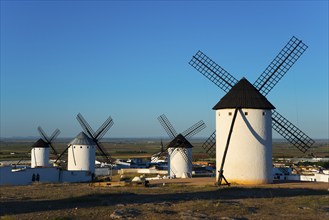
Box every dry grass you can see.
[0,180,328,220]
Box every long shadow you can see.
[0,186,327,216]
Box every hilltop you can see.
[0,179,328,219]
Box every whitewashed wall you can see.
[0,167,59,185]
[31,147,50,168]
[216,109,273,184]
[0,166,93,185]
[168,147,192,178]
[60,170,92,183]
[67,144,95,173]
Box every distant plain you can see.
[0,138,328,162]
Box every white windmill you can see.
[167,134,194,178]
[55,113,114,174]
[67,132,97,172]
[31,139,50,168]
[30,127,60,168]
[189,36,315,185]
[213,78,274,184]
[157,114,206,178]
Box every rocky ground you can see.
[0,178,328,220]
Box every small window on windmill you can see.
[87,146,89,148]
[228,112,232,116]
[80,146,82,149]
[244,112,248,116]
[263,112,266,116]
[74,146,76,148]
[218,112,220,116]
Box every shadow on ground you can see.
[1,186,327,216]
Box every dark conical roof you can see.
[168,134,193,149]
[32,138,49,148]
[68,132,96,146]
[213,78,275,110]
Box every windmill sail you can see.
[272,110,315,153]
[158,114,178,139]
[38,126,60,156]
[156,114,206,178]
[201,131,216,158]
[181,120,206,139]
[189,36,314,154]
[189,50,238,93]
[254,36,308,96]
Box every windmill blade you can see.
[189,50,238,93]
[163,142,171,152]
[49,144,59,156]
[16,152,30,165]
[49,128,60,155]
[49,128,61,141]
[254,36,308,96]
[150,139,166,159]
[156,141,169,155]
[47,143,59,156]
[202,131,216,158]
[54,146,70,164]
[95,142,113,163]
[38,126,50,142]
[38,126,60,155]
[158,114,178,139]
[157,142,171,157]
[272,110,315,153]
[77,113,96,139]
[182,120,206,139]
[94,116,114,140]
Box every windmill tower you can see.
[167,134,194,178]
[189,36,315,185]
[157,114,206,178]
[56,113,114,172]
[213,78,275,184]
[67,132,97,172]
[31,139,50,168]
[31,127,60,168]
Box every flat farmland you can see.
[0,138,328,162]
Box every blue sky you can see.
[1,0,328,139]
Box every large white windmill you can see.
[189,36,315,185]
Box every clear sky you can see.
[1,0,328,139]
